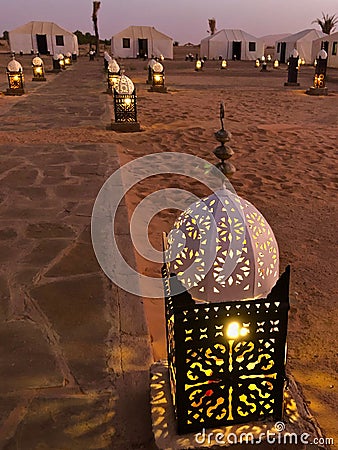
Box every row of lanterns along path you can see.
[104,53,169,133]
[4,52,76,96]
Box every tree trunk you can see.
[92,1,101,54]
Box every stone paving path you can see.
[0,59,154,449]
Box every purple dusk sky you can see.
[1,0,337,43]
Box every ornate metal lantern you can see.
[147,58,157,84]
[107,59,120,93]
[111,74,140,132]
[273,59,279,69]
[221,59,227,69]
[6,58,25,95]
[306,49,328,96]
[32,56,46,81]
[195,59,202,71]
[58,53,65,69]
[284,49,299,86]
[64,52,72,66]
[52,55,61,72]
[255,59,260,68]
[149,61,167,93]
[161,106,290,434]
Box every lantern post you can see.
[284,49,300,86]
[111,73,141,132]
[306,49,328,96]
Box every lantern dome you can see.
[65,52,71,57]
[116,74,134,94]
[108,59,120,73]
[290,48,299,58]
[317,49,328,59]
[32,56,43,66]
[166,189,279,303]
[7,59,23,72]
[58,53,64,59]
[153,62,163,73]
[149,59,157,68]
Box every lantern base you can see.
[306,86,328,96]
[150,361,326,449]
[111,121,141,132]
[149,85,167,93]
[5,88,25,96]
[32,77,46,82]
[284,82,300,86]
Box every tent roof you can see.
[275,29,324,43]
[312,30,338,43]
[112,26,173,41]
[9,21,75,36]
[201,29,262,44]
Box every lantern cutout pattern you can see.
[166,189,279,303]
[107,59,120,93]
[150,61,167,92]
[162,188,289,434]
[6,58,25,95]
[32,56,46,81]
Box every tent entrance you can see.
[232,41,241,60]
[36,34,48,54]
[280,42,286,63]
[138,39,148,58]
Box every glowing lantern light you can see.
[255,59,260,67]
[221,59,227,69]
[32,56,46,81]
[273,59,279,68]
[64,52,72,66]
[195,59,202,71]
[111,74,140,132]
[5,58,25,95]
[58,53,65,69]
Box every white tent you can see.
[312,31,338,69]
[275,29,324,64]
[200,29,264,61]
[8,21,78,56]
[111,26,173,59]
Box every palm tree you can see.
[312,12,338,35]
[208,18,216,35]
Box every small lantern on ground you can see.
[107,59,121,93]
[5,57,25,95]
[273,59,279,69]
[195,59,202,71]
[58,53,66,70]
[160,104,290,434]
[149,61,167,93]
[89,49,95,61]
[64,52,72,66]
[284,48,300,86]
[111,74,140,132]
[32,56,46,81]
[221,59,227,69]
[146,58,157,84]
[72,52,77,62]
[255,59,260,68]
[306,49,328,96]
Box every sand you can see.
[0,53,337,446]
